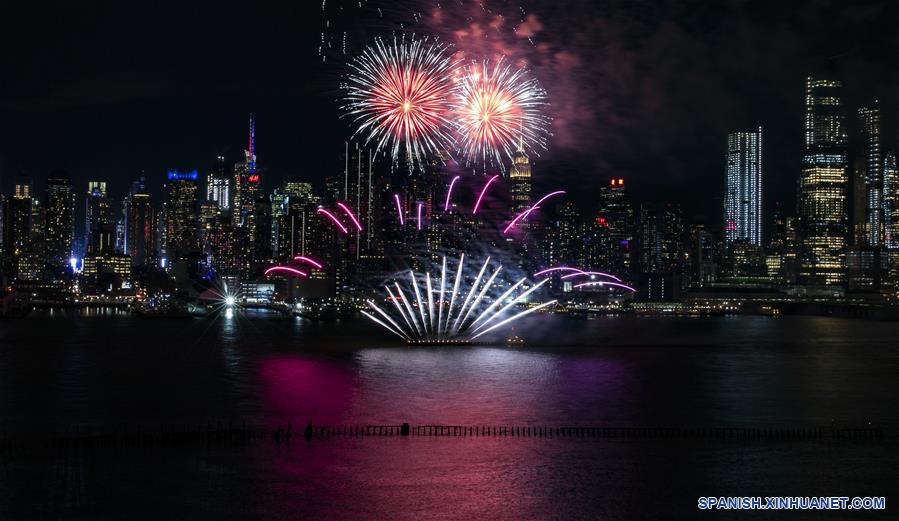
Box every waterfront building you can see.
[85,181,114,255]
[594,177,634,278]
[2,177,32,256]
[44,170,75,269]
[798,77,848,286]
[724,127,763,247]
[82,253,132,291]
[125,192,154,268]
[164,169,199,261]
[858,102,884,246]
[884,152,899,249]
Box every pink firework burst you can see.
[342,35,457,169]
[451,57,549,170]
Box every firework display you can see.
[450,58,550,169]
[444,175,461,211]
[264,266,308,278]
[336,202,364,231]
[317,208,350,234]
[502,190,566,233]
[342,36,457,168]
[363,254,558,343]
[472,175,500,214]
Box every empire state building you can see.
[509,137,532,215]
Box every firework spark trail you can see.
[417,201,424,230]
[444,175,460,211]
[360,309,409,341]
[455,264,505,334]
[366,299,412,341]
[561,271,623,282]
[410,270,427,335]
[574,281,637,292]
[471,278,549,334]
[394,193,405,225]
[470,300,558,340]
[533,266,588,277]
[451,58,549,169]
[317,208,349,234]
[473,174,499,214]
[363,255,555,343]
[444,252,465,333]
[395,281,423,336]
[386,285,415,334]
[503,190,566,233]
[425,272,435,332]
[467,277,527,331]
[336,202,363,231]
[293,256,324,269]
[437,257,447,339]
[342,35,457,169]
[264,266,308,277]
[450,257,492,334]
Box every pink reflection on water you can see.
[255,356,354,425]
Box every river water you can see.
[0,310,896,519]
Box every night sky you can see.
[2,0,898,226]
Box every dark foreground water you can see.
[1,310,897,519]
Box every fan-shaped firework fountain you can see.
[362,254,557,344]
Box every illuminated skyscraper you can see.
[206,155,231,210]
[724,127,763,247]
[858,102,884,246]
[2,177,32,256]
[126,192,154,267]
[231,114,261,228]
[591,178,634,277]
[164,169,199,261]
[44,170,75,269]
[508,137,532,215]
[231,115,263,275]
[884,152,899,249]
[85,181,114,255]
[798,77,848,286]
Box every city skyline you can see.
[3,1,899,223]
[2,4,898,519]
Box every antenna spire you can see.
[247,113,257,172]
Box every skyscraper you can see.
[44,170,75,269]
[206,155,231,210]
[126,193,155,267]
[2,177,32,256]
[858,102,883,246]
[724,127,763,247]
[637,203,685,300]
[884,152,899,249]
[508,137,532,215]
[798,77,848,286]
[85,181,114,255]
[231,114,261,228]
[231,115,263,275]
[164,169,199,261]
[592,178,634,277]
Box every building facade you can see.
[798,78,848,286]
[724,127,763,247]
[44,170,75,269]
